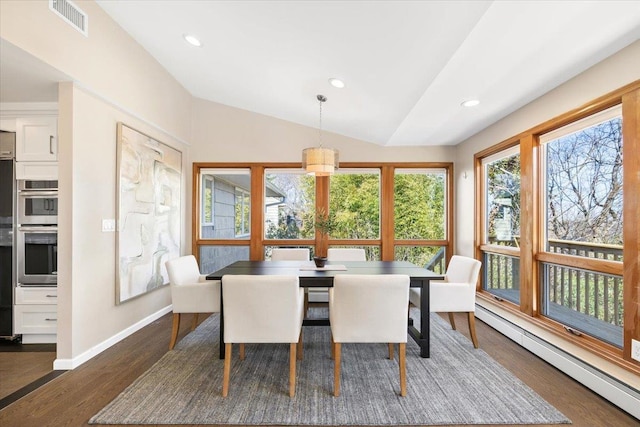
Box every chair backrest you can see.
[270,248,310,261]
[222,275,304,343]
[327,248,366,261]
[445,255,482,284]
[165,255,201,286]
[330,274,409,343]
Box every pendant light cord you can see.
[317,94,327,148]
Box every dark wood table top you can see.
[206,260,444,287]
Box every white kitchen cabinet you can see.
[16,116,58,161]
[15,286,58,304]
[14,304,57,334]
[14,286,57,343]
[15,161,58,180]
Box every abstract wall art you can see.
[116,123,182,304]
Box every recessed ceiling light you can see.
[183,34,202,47]
[328,78,345,89]
[461,99,480,107]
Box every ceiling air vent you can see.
[49,0,88,37]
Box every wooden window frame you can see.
[474,80,640,374]
[193,162,453,263]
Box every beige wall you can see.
[0,0,192,141]
[61,85,190,358]
[190,97,454,163]
[1,0,192,364]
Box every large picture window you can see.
[194,163,452,269]
[540,105,623,347]
[479,146,521,305]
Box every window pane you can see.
[235,188,250,237]
[483,252,520,304]
[394,169,446,240]
[264,170,315,239]
[543,109,623,259]
[202,176,213,225]
[394,246,446,273]
[485,150,520,247]
[329,170,380,239]
[200,169,251,240]
[199,245,249,274]
[541,262,623,347]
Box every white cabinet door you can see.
[14,305,57,334]
[15,287,58,304]
[16,116,58,161]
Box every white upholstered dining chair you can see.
[305,248,368,309]
[329,274,410,397]
[165,255,220,350]
[327,248,367,262]
[270,247,310,261]
[409,255,482,348]
[221,274,305,397]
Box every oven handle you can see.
[18,226,58,233]
[18,190,58,197]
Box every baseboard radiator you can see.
[475,305,640,420]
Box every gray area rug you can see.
[90,308,571,425]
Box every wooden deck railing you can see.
[482,239,623,327]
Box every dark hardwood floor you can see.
[0,309,638,427]
[0,342,56,400]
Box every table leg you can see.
[419,278,430,358]
[407,278,430,358]
[219,287,225,359]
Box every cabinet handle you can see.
[45,318,57,321]
[46,295,57,298]
[50,135,54,154]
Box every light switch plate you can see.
[102,219,116,232]
[632,339,640,362]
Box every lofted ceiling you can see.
[2,2,639,147]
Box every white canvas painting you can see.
[116,123,181,304]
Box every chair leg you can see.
[388,343,394,360]
[191,313,199,331]
[330,334,335,360]
[289,343,297,397]
[222,343,232,397]
[297,330,303,360]
[399,343,406,397]
[468,312,479,348]
[169,313,181,350]
[333,342,341,397]
[304,291,309,317]
[448,312,457,330]
[239,343,245,360]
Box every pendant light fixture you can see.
[302,94,339,176]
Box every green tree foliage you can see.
[328,173,380,239]
[394,173,445,240]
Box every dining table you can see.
[206,260,444,359]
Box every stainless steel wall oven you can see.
[17,225,57,287]
[18,180,58,225]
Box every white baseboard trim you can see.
[53,305,172,370]
[476,305,640,420]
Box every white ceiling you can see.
[2,1,639,147]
